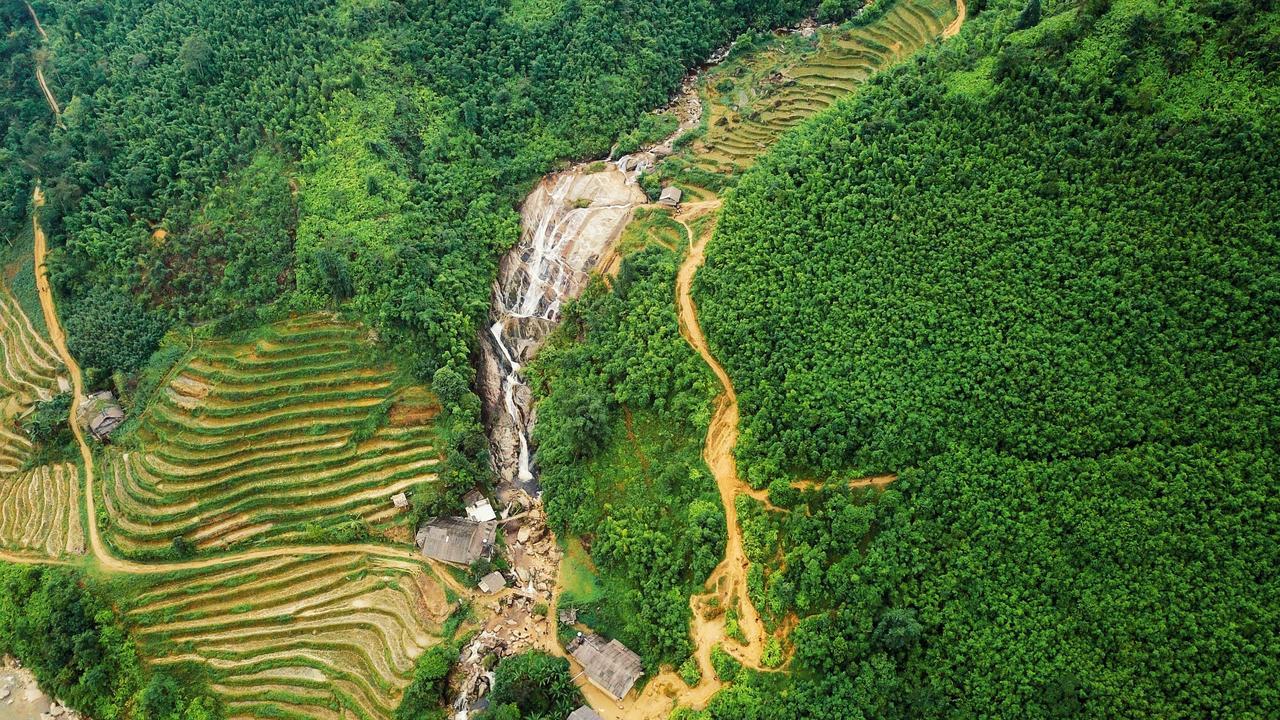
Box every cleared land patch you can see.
[99,315,443,558]
[125,551,443,720]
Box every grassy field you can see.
[673,0,959,178]
[559,536,602,605]
[99,315,444,558]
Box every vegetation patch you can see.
[530,246,721,669]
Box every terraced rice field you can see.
[0,462,84,557]
[685,0,958,175]
[126,551,448,720]
[99,315,443,557]
[0,279,78,559]
[0,284,64,422]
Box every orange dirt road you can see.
[943,0,967,39]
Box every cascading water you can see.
[481,168,649,495]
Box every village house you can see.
[415,517,496,566]
[658,186,682,208]
[568,634,644,701]
[77,391,125,441]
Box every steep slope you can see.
[689,0,1280,717]
[99,316,442,558]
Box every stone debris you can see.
[448,490,564,709]
[1,656,83,719]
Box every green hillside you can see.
[692,0,1280,716]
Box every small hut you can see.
[568,634,644,700]
[658,186,683,208]
[391,492,409,511]
[77,391,125,441]
[477,571,507,594]
[463,490,497,522]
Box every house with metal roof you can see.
[415,517,496,566]
[568,634,644,700]
[658,186,682,208]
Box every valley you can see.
[2,0,1275,719]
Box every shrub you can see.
[709,644,741,682]
[679,656,702,686]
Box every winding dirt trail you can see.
[672,200,769,668]
[943,0,967,39]
[26,4,65,129]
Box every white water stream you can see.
[480,59,709,498]
[484,169,648,491]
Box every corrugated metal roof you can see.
[567,706,604,720]
[417,517,496,566]
[570,634,643,700]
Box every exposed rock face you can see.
[481,167,648,492]
[477,42,713,498]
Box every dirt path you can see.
[943,0,967,39]
[24,2,48,41]
[27,3,65,130]
[672,199,770,667]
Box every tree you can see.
[63,287,168,378]
[489,651,581,719]
[1014,0,1042,29]
[178,35,214,81]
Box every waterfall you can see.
[482,166,649,494]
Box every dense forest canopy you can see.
[6,0,834,382]
[690,0,1280,716]
[699,0,1279,482]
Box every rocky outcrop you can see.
[481,166,647,492]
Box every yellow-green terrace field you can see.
[99,315,444,558]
